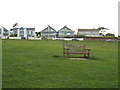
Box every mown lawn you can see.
[2,40,118,88]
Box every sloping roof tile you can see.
[59,26,74,32]
[41,25,56,32]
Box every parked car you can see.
[72,38,79,41]
[106,39,115,42]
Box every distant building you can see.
[58,26,74,37]
[0,26,10,38]
[41,25,57,39]
[11,27,35,39]
[77,29,100,36]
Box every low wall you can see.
[53,38,83,41]
[28,37,41,40]
[9,37,21,39]
[28,37,35,39]
[2,37,42,40]
[83,38,117,41]
[2,37,8,39]
[35,38,41,40]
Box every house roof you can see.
[78,29,100,31]
[12,27,35,30]
[26,28,35,30]
[13,28,19,30]
[41,25,56,32]
[59,26,74,32]
[2,26,9,31]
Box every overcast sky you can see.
[0,0,119,36]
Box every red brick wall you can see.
[83,38,117,41]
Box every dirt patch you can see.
[68,58,88,60]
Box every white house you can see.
[41,25,57,39]
[58,26,74,37]
[11,27,35,39]
[77,29,101,36]
[0,26,10,39]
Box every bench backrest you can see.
[64,44,86,53]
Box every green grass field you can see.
[2,40,118,88]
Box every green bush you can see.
[36,36,41,38]
[74,35,86,38]
[84,36,117,39]
[9,34,17,37]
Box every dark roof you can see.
[59,26,73,32]
[26,28,35,30]
[3,27,8,31]
[20,27,24,30]
[41,25,56,32]
[10,27,18,31]
[78,29,100,31]
[48,25,56,31]
[12,27,35,30]
[13,28,19,30]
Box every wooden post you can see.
[62,41,65,57]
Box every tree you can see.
[98,27,109,30]
[98,27,109,35]
[35,32,41,36]
[13,23,18,27]
[105,33,115,37]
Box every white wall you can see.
[9,37,21,39]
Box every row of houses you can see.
[41,25,75,38]
[0,26,35,39]
[0,25,101,39]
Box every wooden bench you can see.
[63,44,91,57]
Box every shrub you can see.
[9,34,17,37]
[36,36,41,38]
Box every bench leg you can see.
[63,53,65,57]
[64,54,69,58]
[84,54,86,58]
[88,53,90,57]
[67,54,69,57]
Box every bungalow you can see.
[77,29,100,36]
[0,26,10,38]
[41,25,57,39]
[58,26,74,37]
[11,27,35,39]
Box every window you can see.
[27,31,29,34]
[20,35,24,37]
[13,30,17,34]
[59,32,65,35]
[31,31,33,34]
[3,33,9,36]
[80,32,85,34]
[67,33,70,35]
[3,29,8,32]
[20,31,24,35]
[28,35,32,37]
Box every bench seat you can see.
[64,52,87,54]
[63,44,91,57]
